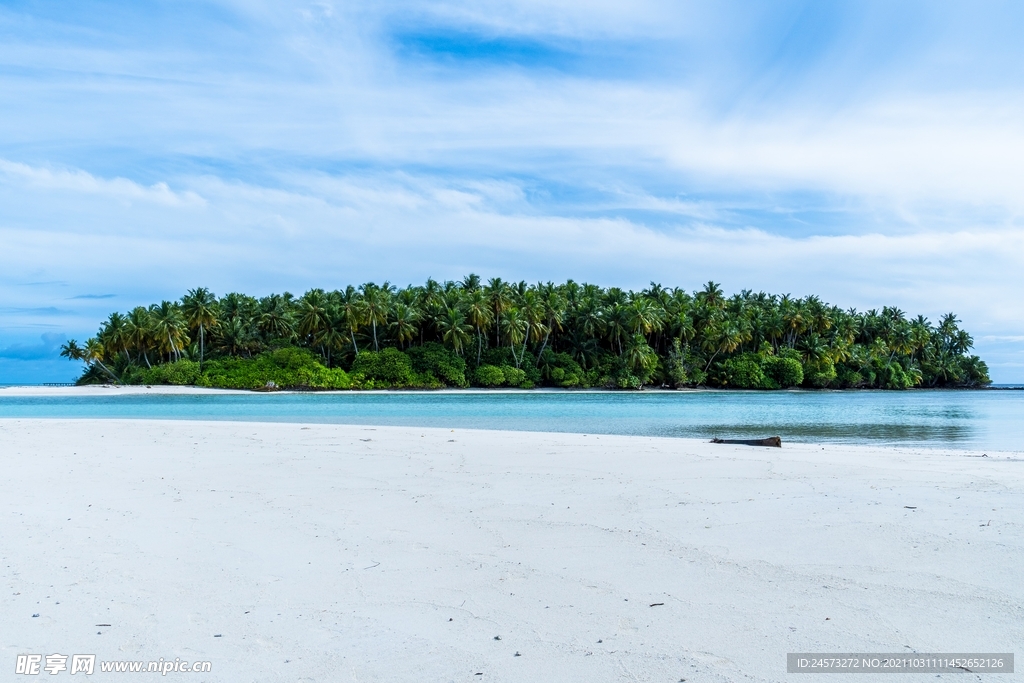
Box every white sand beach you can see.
[1,419,1021,682]
[0,385,250,397]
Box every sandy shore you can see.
[0,384,700,396]
[1,420,1021,682]
[0,384,250,396]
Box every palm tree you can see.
[257,293,296,343]
[436,307,472,355]
[63,337,119,382]
[181,287,218,369]
[697,281,724,310]
[337,286,365,356]
[60,340,85,362]
[216,317,255,357]
[604,303,630,355]
[485,278,513,348]
[313,315,346,367]
[624,334,658,380]
[98,312,130,364]
[574,295,605,343]
[219,292,257,326]
[150,301,189,363]
[389,302,420,349]
[501,307,527,366]
[781,299,806,349]
[534,285,565,364]
[360,282,394,352]
[626,297,663,340]
[125,307,154,367]
[84,337,119,381]
[463,289,493,365]
[702,321,744,372]
[909,315,931,361]
[520,289,548,364]
[297,289,331,356]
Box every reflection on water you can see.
[0,389,1021,451]
[672,423,975,442]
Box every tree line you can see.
[60,277,990,390]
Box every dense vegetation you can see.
[61,278,990,390]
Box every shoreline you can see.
[0,416,1018,459]
[3,384,1022,456]
[0,383,1015,397]
[2,419,1020,681]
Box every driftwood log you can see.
[711,436,782,448]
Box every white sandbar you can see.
[0,385,248,396]
[1,419,1021,681]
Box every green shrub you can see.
[687,367,708,386]
[410,371,445,389]
[141,359,201,386]
[119,364,146,385]
[664,341,689,387]
[474,364,505,387]
[480,347,517,368]
[407,342,468,387]
[538,350,585,387]
[721,354,776,389]
[763,355,803,388]
[201,348,351,390]
[660,340,711,387]
[500,365,526,386]
[959,355,991,387]
[880,362,912,390]
[804,358,837,388]
[298,365,353,390]
[616,373,642,390]
[270,347,318,370]
[350,348,414,386]
[836,368,865,388]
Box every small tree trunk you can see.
[703,349,720,373]
[536,330,551,366]
[94,359,119,383]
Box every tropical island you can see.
[60,278,990,390]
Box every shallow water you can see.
[1,389,1022,451]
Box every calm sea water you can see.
[1,389,1022,451]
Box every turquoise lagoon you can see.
[1,389,1022,451]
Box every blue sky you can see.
[1,0,1023,382]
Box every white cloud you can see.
[2,161,1021,325]
[661,95,1024,214]
[0,160,206,207]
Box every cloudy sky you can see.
[1,0,1023,382]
